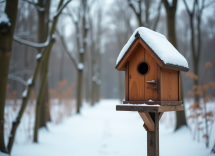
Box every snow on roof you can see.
[116,27,189,70]
[0,13,11,26]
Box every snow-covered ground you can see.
[10,99,215,156]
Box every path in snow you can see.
[12,100,214,156]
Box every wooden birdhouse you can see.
[115,27,189,106]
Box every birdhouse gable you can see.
[116,27,189,72]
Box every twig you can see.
[13,35,50,48]
[55,29,79,69]
[53,0,72,18]
[22,0,45,12]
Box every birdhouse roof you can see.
[115,27,189,72]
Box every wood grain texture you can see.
[125,62,129,101]
[145,50,158,101]
[116,39,140,71]
[139,39,164,67]
[161,68,179,101]
[116,105,184,112]
[138,112,155,131]
[159,112,163,120]
[147,113,159,156]
[129,46,145,100]
[157,64,161,101]
[123,101,182,106]
[179,71,181,101]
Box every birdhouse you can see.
[115,27,189,106]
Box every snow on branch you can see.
[0,13,11,33]
[53,0,72,18]
[78,63,84,70]
[22,0,45,12]
[9,70,33,76]
[22,89,28,98]
[13,35,50,48]
[8,75,27,86]
[79,48,85,54]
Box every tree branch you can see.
[8,75,27,86]
[13,35,50,48]
[21,0,45,12]
[9,70,33,76]
[55,29,79,69]
[162,0,170,10]
[183,0,191,15]
[53,0,72,18]
[153,0,162,31]
[0,0,5,3]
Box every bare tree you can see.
[128,0,162,30]
[7,0,72,152]
[0,0,19,154]
[88,1,104,105]
[183,0,215,106]
[109,0,134,102]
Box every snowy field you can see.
[7,99,215,156]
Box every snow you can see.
[27,77,33,85]
[148,99,154,102]
[79,48,85,54]
[77,63,84,70]
[22,89,28,98]
[0,13,11,26]
[92,75,97,82]
[36,53,42,60]
[0,151,9,156]
[85,25,89,30]
[11,100,215,156]
[116,27,189,69]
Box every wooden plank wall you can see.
[125,62,129,100]
[160,68,179,101]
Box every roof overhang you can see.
[115,35,189,72]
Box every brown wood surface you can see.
[129,45,145,100]
[125,62,129,101]
[160,101,182,106]
[139,39,164,67]
[116,105,184,112]
[147,113,159,156]
[116,38,140,71]
[145,50,158,101]
[161,68,179,101]
[159,112,163,120]
[162,64,189,72]
[123,101,182,106]
[179,71,181,101]
[157,64,161,101]
[138,112,155,131]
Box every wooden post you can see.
[147,113,159,156]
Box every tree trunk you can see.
[162,0,187,130]
[211,141,215,153]
[33,0,64,142]
[0,0,19,154]
[33,42,53,142]
[37,0,51,128]
[76,70,83,113]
